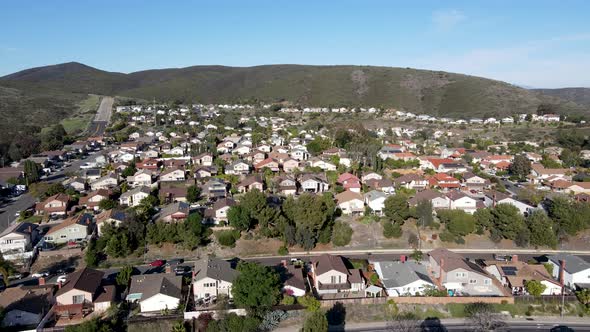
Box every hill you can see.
[532,88,590,107]
[2,62,588,120]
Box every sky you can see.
[1,0,590,88]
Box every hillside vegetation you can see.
[532,88,590,107]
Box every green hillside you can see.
[2,62,587,119]
[532,88,590,107]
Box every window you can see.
[484,279,491,285]
[72,295,85,304]
[60,234,67,239]
[469,279,477,284]
[330,275,341,284]
[455,272,467,278]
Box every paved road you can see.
[94,97,113,122]
[315,318,590,332]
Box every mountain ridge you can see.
[1,62,588,119]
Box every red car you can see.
[149,259,165,267]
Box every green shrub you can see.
[280,295,295,305]
[278,245,288,255]
[383,221,402,238]
[215,230,240,247]
[439,231,455,243]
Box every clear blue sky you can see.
[1,0,589,88]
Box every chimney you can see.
[512,255,518,263]
[559,260,566,286]
[58,281,62,289]
[492,193,496,207]
[439,258,445,284]
[400,255,407,263]
[38,277,45,286]
[165,265,172,274]
[27,225,32,233]
[281,259,287,267]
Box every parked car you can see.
[174,265,189,275]
[7,272,25,280]
[493,254,512,261]
[149,259,165,267]
[31,271,50,278]
[57,275,67,283]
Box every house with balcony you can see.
[0,222,39,258]
[310,254,365,295]
[335,191,365,216]
[193,256,239,301]
[54,268,115,318]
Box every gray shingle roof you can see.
[128,274,182,302]
[547,254,590,274]
[375,261,433,288]
[193,256,239,283]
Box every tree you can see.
[301,310,328,332]
[206,313,260,332]
[383,194,410,223]
[438,210,476,237]
[116,265,133,288]
[465,302,504,332]
[98,198,117,210]
[306,137,332,156]
[331,221,353,247]
[171,320,186,332]
[490,204,526,240]
[232,262,281,317]
[383,221,402,238]
[85,239,100,267]
[576,289,590,308]
[186,185,201,203]
[23,160,40,185]
[415,200,434,228]
[0,254,15,279]
[227,205,253,231]
[524,280,546,297]
[509,155,531,180]
[298,294,321,312]
[526,210,558,248]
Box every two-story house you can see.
[44,214,94,244]
[193,256,239,301]
[35,193,70,216]
[335,190,365,216]
[160,167,186,182]
[55,268,115,317]
[0,222,39,257]
[310,254,365,295]
[78,189,110,211]
[127,169,153,187]
[299,174,329,193]
[428,248,501,296]
[119,186,151,207]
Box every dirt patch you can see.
[31,254,83,274]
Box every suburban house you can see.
[462,172,490,191]
[429,173,461,190]
[95,209,126,235]
[89,174,118,191]
[483,190,536,215]
[193,153,213,167]
[159,186,188,203]
[280,264,307,297]
[127,274,182,313]
[300,174,329,193]
[484,259,562,296]
[158,202,190,223]
[428,248,501,296]
[78,189,110,211]
[119,186,151,207]
[372,260,436,296]
[35,193,70,216]
[193,256,239,301]
[0,222,39,257]
[546,254,590,289]
[393,174,428,191]
[0,285,54,329]
[204,198,236,225]
[276,176,298,196]
[225,160,250,175]
[201,179,227,198]
[310,254,365,295]
[408,189,450,209]
[335,190,365,216]
[127,169,154,187]
[530,164,569,184]
[446,191,478,214]
[255,158,280,172]
[237,175,264,193]
[43,213,94,244]
[160,167,186,182]
[55,268,115,317]
[364,190,387,215]
[282,158,301,173]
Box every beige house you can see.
[160,168,186,182]
[55,268,115,318]
[335,190,365,216]
[35,193,70,216]
[311,254,365,295]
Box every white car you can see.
[31,271,50,278]
[57,275,67,283]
